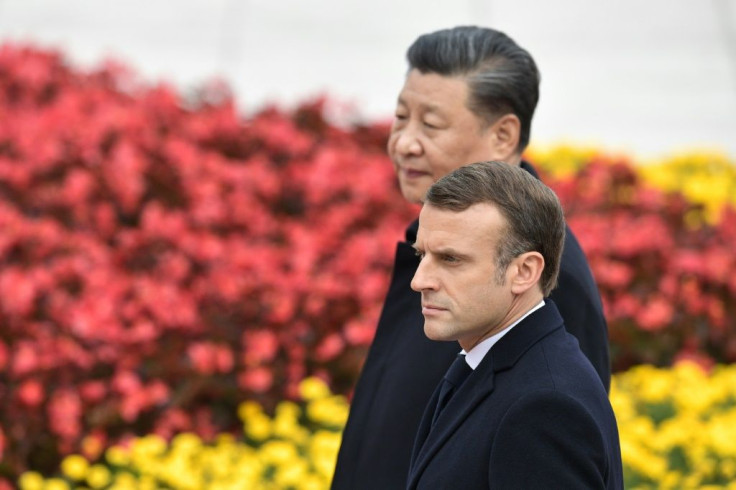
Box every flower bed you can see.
[1,43,736,482]
[18,377,346,490]
[539,158,736,371]
[612,362,736,489]
[528,145,736,225]
[18,364,736,490]
[0,43,413,479]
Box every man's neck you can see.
[459,292,544,352]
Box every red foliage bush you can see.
[0,44,414,476]
[541,159,736,371]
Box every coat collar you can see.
[489,299,564,372]
[519,159,540,180]
[405,218,419,243]
[407,301,564,489]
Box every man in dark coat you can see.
[331,26,611,489]
[406,161,622,489]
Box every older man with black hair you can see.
[331,26,610,490]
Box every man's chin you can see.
[400,190,426,205]
[423,323,455,343]
[398,181,431,205]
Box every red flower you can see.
[238,367,273,393]
[17,379,44,407]
[635,296,674,331]
[315,333,345,362]
[242,330,280,365]
[48,388,82,439]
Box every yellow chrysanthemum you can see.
[86,464,112,489]
[105,446,130,467]
[299,377,331,401]
[18,472,44,490]
[306,396,349,427]
[42,478,70,490]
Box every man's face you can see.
[387,69,503,204]
[411,202,516,351]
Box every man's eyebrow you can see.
[395,96,444,115]
[422,102,445,114]
[434,246,467,257]
[415,245,470,258]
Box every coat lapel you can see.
[407,359,496,489]
[406,301,565,489]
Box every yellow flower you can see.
[259,440,299,466]
[297,474,328,490]
[238,400,263,421]
[299,377,331,401]
[525,144,599,178]
[274,459,309,487]
[244,411,273,441]
[86,464,112,489]
[18,472,44,490]
[171,432,203,455]
[109,471,137,490]
[60,454,89,481]
[309,430,342,479]
[42,478,70,490]
[638,150,736,225]
[131,434,167,459]
[306,396,349,427]
[105,446,130,467]
[138,475,158,490]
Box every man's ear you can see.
[508,251,544,295]
[487,114,521,162]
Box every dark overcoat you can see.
[407,301,623,490]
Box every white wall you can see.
[1,0,735,158]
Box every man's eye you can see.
[442,255,458,263]
[423,121,438,129]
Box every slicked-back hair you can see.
[406,25,540,152]
[424,161,564,297]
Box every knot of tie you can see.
[432,353,473,426]
[444,353,473,388]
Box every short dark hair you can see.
[406,26,540,152]
[424,161,564,296]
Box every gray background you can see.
[1,0,735,158]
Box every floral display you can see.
[1,43,735,486]
[638,152,736,224]
[541,157,736,371]
[18,377,346,490]
[528,145,736,225]
[0,43,413,478]
[19,364,736,490]
[612,362,736,489]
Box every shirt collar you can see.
[462,299,546,370]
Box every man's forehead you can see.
[417,203,499,239]
[397,71,469,106]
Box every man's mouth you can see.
[402,167,430,179]
[421,303,447,315]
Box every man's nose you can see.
[392,124,423,156]
[411,257,436,292]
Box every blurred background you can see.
[1,0,734,158]
[2,2,736,489]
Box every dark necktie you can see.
[432,353,473,426]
